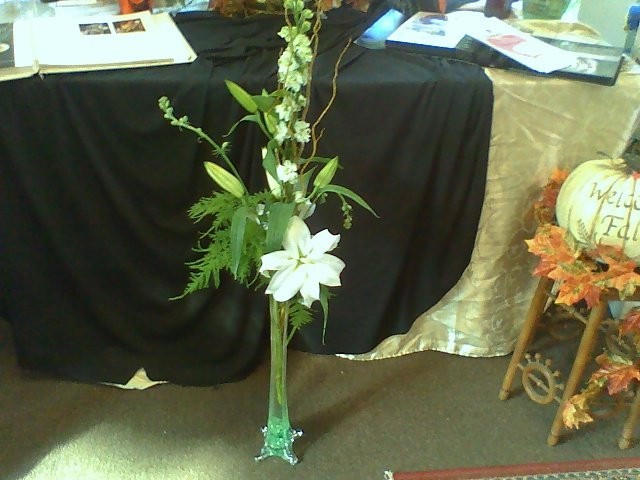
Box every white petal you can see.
[307,229,340,258]
[299,276,320,307]
[266,264,305,302]
[305,255,344,286]
[283,216,310,253]
[260,251,294,273]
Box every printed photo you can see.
[113,19,146,34]
[408,14,448,37]
[79,22,111,35]
[486,33,541,59]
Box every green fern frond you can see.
[188,191,240,227]
[180,236,231,295]
[173,189,276,299]
[288,302,313,343]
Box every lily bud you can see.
[225,80,258,114]
[264,112,278,135]
[204,162,245,198]
[313,157,339,189]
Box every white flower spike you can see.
[260,216,345,307]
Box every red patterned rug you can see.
[386,457,640,479]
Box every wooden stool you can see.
[499,276,640,449]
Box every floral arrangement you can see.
[159,0,374,464]
[526,168,640,430]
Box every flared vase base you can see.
[255,425,303,465]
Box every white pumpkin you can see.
[556,156,640,261]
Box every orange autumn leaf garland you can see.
[527,168,640,429]
[621,308,640,338]
[527,169,640,309]
[593,245,640,299]
[590,352,640,396]
[563,324,640,430]
[533,168,569,225]
[525,224,601,308]
[525,225,640,309]
[525,223,579,278]
[562,383,600,429]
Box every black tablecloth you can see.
[0,7,493,385]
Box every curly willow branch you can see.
[308,37,352,160]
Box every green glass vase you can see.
[255,297,303,465]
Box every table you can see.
[0,8,493,385]
[355,59,640,361]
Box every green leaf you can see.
[305,155,335,166]
[319,184,378,217]
[269,88,286,99]
[319,285,330,344]
[295,169,313,196]
[262,140,279,181]
[252,94,277,112]
[230,205,248,277]
[226,113,261,137]
[265,202,295,252]
[225,80,258,113]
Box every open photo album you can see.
[0,10,196,82]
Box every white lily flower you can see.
[260,216,344,307]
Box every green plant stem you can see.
[161,100,244,183]
[270,297,289,404]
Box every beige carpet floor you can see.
[1,317,639,480]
